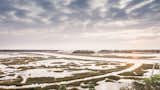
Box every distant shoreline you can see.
[0,49,160,53]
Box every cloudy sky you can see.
[0,0,160,50]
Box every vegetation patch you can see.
[1,57,45,65]
[119,64,153,76]
[120,76,143,80]
[0,76,22,86]
[120,74,160,90]
[72,50,95,54]
[105,75,120,80]
[26,77,55,84]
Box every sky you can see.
[0,0,160,50]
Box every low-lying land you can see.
[0,51,160,90]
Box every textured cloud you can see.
[0,0,160,49]
[0,0,159,29]
[126,0,155,13]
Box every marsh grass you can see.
[120,74,160,90]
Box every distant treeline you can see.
[72,50,95,54]
[98,50,160,53]
[0,50,160,53]
[72,50,160,54]
[0,50,59,52]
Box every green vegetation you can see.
[141,64,160,69]
[120,76,143,80]
[132,75,160,90]
[119,71,145,76]
[118,64,157,76]
[0,76,22,86]
[1,57,45,65]
[105,75,120,81]
[120,74,160,90]
[88,82,96,90]
[119,64,160,77]
[143,74,160,88]
[58,84,67,90]
[28,64,131,86]
[26,77,55,84]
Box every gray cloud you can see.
[0,0,159,29]
[0,0,160,49]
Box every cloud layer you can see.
[0,0,160,49]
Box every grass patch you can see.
[118,64,155,76]
[26,77,55,84]
[0,76,23,86]
[1,57,45,65]
[106,75,120,80]
[120,76,143,80]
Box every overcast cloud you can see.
[0,0,160,50]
